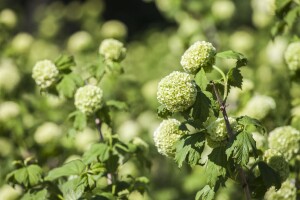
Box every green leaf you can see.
[82,143,110,164]
[206,146,227,185]
[56,74,84,98]
[175,133,206,168]
[106,100,128,111]
[73,111,87,131]
[227,67,243,89]
[226,131,256,166]
[195,68,208,90]
[60,177,86,200]
[236,116,266,134]
[157,105,173,119]
[195,185,215,200]
[258,161,281,189]
[21,189,48,200]
[54,54,76,72]
[284,6,300,28]
[216,50,247,68]
[6,165,43,187]
[191,91,211,126]
[45,160,86,181]
[275,0,292,18]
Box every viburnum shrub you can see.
[6,39,150,199]
[154,40,298,200]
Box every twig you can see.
[211,81,251,200]
[94,116,104,142]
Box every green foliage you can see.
[195,185,215,200]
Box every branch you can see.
[94,116,104,142]
[211,81,251,200]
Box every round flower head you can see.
[0,101,20,122]
[268,126,300,161]
[0,59,20,93]
[67,31,92,53]
[263,149,289,182]
[239,94,276,120]
[99,38,126,62]
[264,179,297,200]
[180,41,216,74]
[34,122,62,145]
[32,60,59,89]
[157,71,197,112]
[284,42,300,72]
[11,32,34,54]
[206,117,237,142]
[74,85,103,115]
[153,119,188,157]
[101,20,128,39]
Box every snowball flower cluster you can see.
[0,101,20,122]
[157,71,197,112]
[0,59,20,93]
[74,85,103,115]
[32,60,59,89]
[268,126,300,161]
[239,94,276,120]
[99,38,126,62]
[284,42,300,72]
[264,179,297,200]
[67,31,92,53]
[263,149,289,181]
[34,122,62,145]
[180,41,216,74]
[11,32,34,53]
[0,9,17,28]
[206,117,237,142]
[154,119,188,157]
[101,20,128,39]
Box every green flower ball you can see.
[180,41,216,74]
[32,60,59,89]
[153,119,188,157]
[206,117,236,142]
[284,42,300,72]
[263,149,289,182]
[268,126,300,161]
[99,38,126,62]
[157,71,197,112]
[264,179,297,200]
[74,85,103,115]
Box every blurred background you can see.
[0,0,299,199]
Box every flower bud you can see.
[32,60,59,89]
[153,119,188,157]
[264,179,296,200]
[74,85,103,115]
[284,42,300,72]
[180,41,216,74]
[263,149,289,182]
[99,38,126,62]
[268,126,300,161]
[157,71,197,112]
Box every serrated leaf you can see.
[157,105,173,119]
[106,100,128,111]
[216,50,245,60]
[236,115,266,134]
[45,160,86,181]
[227,67,243,88]
[56,74,83,98]
[195,185,215,200]
[226,131,256,166]
[258,161,281,189]
[54,54,76,72]
[195,68,208,90]
[7,165,43,187]
[206,146,227,185]
[27,165,43,187]
[21,189,48,200]
[82,143,110,164]
[175,133,205,168]
[284,6,300,27]
[60,177,86,200]
[192,91,211,125]
[73,111,87,131]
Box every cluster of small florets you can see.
[180,41,216,74]
[206,117,237,142]
[67,31,92,53]
[268,126,300,161]
[153,119,188,157]
[32,60,59,89]
[157,71,197,112]
[34,122,62,145]
[284,42,300,72]
[239,94,276,120]
[264,179,297,200]
[99,38,126,62]
[263,149,289,181]
[100,20,128,39]
[74,85,103,115]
